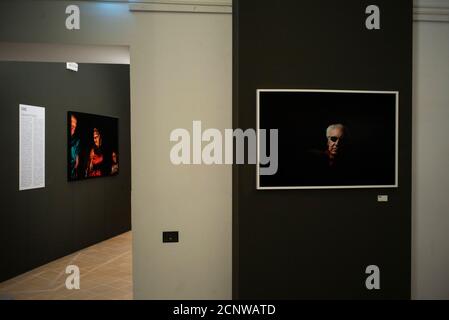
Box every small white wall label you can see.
[377,195,389,202]
[66,62,78,72]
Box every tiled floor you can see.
[0,232,132,300]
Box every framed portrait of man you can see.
[257,89,398,189]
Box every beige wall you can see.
[0,42,130,64]
[412,19,449,299]
[130,11,232,299]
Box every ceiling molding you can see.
[128,0,449,20]
[129,0,231,13]
[414,0,449,22]
[129,0,231,5]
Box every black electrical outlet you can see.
[163,231,179,243]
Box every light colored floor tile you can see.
[0,232,132,300]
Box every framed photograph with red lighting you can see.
[68,111,119,181]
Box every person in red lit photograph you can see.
[111,151,119,175]
[86,128,105,177]
[70,114,81,180]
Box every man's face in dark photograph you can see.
[326,125,345,158]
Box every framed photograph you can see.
[257,89,398,189]
[68,111,119,181]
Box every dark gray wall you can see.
[0,62,131,282]
[233,0,412,299]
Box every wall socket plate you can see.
[163,231,179,243]
[377,195,389,202]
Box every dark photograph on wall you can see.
[257,90,398,189]
[68,111,119,181]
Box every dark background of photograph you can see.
[259,91,397,187]
[68,111,119,181]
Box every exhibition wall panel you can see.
[412,20,449,299]
[0,62,131,282]
[233,0,412,299]
[130,11,232,299]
